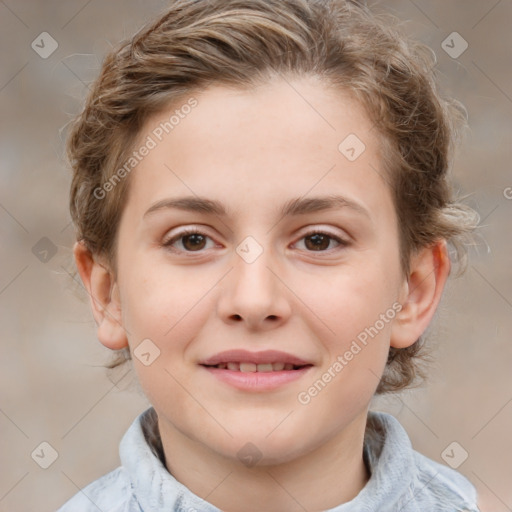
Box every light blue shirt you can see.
[57,407,480,511]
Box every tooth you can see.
[257,363,273,372]
[240,362,257,372]
[272,362,285,371]
[217,363,227,369]
[227,362,239,371]
[284,363,294,371]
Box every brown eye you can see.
[295,230,347,253]
[304,233,332,251]
[181,233,207,251]
[163,229,215,253]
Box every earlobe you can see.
[73,241,129,350]
[390,240,451,349]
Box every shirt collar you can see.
[118,407,436,512]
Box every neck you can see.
[158,411,370,512]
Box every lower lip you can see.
[201,365,313,391]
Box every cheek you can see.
[296,272,396,422]
[120,264,220,403]
[307,262,399,346]
[121,263,211,339]
[119,268,213,412]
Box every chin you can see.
[222,437,309,468]
[208,422,313,467]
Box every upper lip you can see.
[199,349,312,366]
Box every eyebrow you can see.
[143,194,371,220]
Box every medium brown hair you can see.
[67,0,478,393]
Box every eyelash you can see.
[162,227,349,255]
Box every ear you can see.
[391,240,451,349]
[73,241,128,350]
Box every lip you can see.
[199,349,311,366]
[202,365,313,392]
[199,349,314,392]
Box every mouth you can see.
[199,350,314,391]
[201,362,311,372]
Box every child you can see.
[58,0,482,510]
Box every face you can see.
[113,77,406,464]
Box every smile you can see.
[201,363,313,391]
[203,362,309,372]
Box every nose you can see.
[216,247,292,332]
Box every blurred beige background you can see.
[0,1,511,510]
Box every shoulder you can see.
[412,450,481,511]
[363,412,482,511]
[56,466,138,512]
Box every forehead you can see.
[125,77,390,223]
